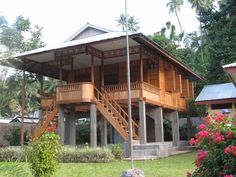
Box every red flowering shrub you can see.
[47,123,57,132]
[188,113,236,177]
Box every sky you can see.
[1,0,199,46]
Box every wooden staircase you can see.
[31,103,58,140]
[94,87,139,141]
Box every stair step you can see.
[133,144,160,150]
[133,149,159,157]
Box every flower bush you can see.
[188,113,236,177]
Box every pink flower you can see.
[197,131,210,138]
[224,175,234,177]
[204,116,212,124]
[224,147,231,154]
[215,114,224,122]
[226,131,234,139]
[213,135,224,143]
[231,146,236,156]
[189,138,196,145]
[197,124,206,131]
[195,150,207,167]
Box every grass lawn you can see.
[0,151,196,177]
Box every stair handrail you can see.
[101,87,139,138]
[94,87,139,138]
[31,101,56,137]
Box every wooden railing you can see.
[103,82,160,95]
[56,82,94,104]
[94,87,139,140]
[103,82,141,92]
[31,102,58,139]
[40,93,56,109]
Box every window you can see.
[211,103,232,110]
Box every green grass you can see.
[0,152,196,177]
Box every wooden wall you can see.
[65,57,194,99]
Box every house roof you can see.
[65,23,113,42]
[0,24,203,81]
[0,118,12,124]
[223,62,236,85]
[195,83,236,105]
[10,116,39,124]
[223,62,236,68]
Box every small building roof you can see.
[223,62,236,68]
[10,116,39,124]
[223,62,236,85]
[0,118,13,124]
[195,83,236,105]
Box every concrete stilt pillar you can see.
[100,118,107,147]
[171,111,180,147]
[139,100,146,144]
[147,107,164,142]
[90,103,97,147]
[58,106,65,145]
[69,109,76,146]
[109,124,113,144]
[65,115,70,145]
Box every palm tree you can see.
[116,13,140,32]
[116,13,126,31]
[128,16,140,32]
[166,0,184,34]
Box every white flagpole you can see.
[125,0,134,169]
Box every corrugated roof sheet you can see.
[16,31,135,58]
[195,83,236,102]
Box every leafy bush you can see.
[27,126,61,177]
[188,113,236,177]
[112,144,123,159]
[60,146,114,163]
[3,125,21,146]
[0,147,25,162]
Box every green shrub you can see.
[3,125,29,146]
[27,130,61,177]
[0,147,25,162]
[60,146,114,163]
[3,125,21,146]
[112,144,123,159]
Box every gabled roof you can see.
[10,116,39,124]
[195,83,236,105]
[65,23,113,42]
[0,26,203,81]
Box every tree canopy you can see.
[0,15,45,116]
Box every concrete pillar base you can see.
[139,100,146,144]
[90,103,97,147]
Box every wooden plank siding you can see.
[189,81,194,98]
[182,78,190,98]
[165,64,176,92]
[175,73,182,93]
[48,56,192,112]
